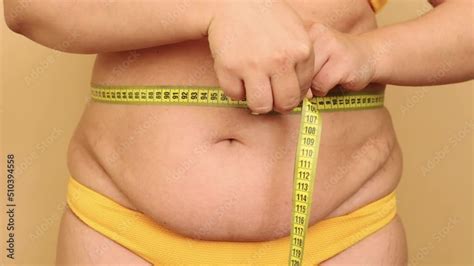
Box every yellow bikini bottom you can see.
[66,177,397,265]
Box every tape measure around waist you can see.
[91,86,384,265]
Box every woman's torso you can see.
[67,0,402,241]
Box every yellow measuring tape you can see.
[91,86,384,265]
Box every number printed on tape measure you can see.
[296,181,309,191]
[91,87,383,112]
[301,148,314,157]
[299,159,311,169]
[288,99,322,265]
[297,171,310,180]
[293,225,304,236]
[296,192,308,202]
[295,214,305,225]
[295,203,307,213]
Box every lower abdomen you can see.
[68,95,402,241]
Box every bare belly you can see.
[66,0,402,246]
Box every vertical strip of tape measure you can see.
[289,98,322,266]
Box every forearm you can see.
[366,0,474,86]
[4,0,215,53]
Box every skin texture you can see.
[3,0,472,265]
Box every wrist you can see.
[193,0,223,38]
[360,31,394,84]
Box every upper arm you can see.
[4,0,64,34]
[3,0,93,53]
[428,0,472,7]
[428,0,445,6]
[3,0,25,32]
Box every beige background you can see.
[1,1,472,265]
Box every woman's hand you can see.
[309,23,376,96]
[207,1,314,114]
